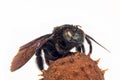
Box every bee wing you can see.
[10,34,52,72]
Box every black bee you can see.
[11,24,109,72]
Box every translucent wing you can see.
[10,34,52,72]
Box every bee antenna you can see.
[86,34,110,53]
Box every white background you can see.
[0,0,120,80]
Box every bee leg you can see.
[76,44,85,53]
[43,48,58,65]
[76,46,81,52]
[85,36,92,56]
[81,44,85,53]
[35,48,44,71]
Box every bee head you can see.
[63,25,85,45]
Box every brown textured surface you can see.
[42,53,104,80]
